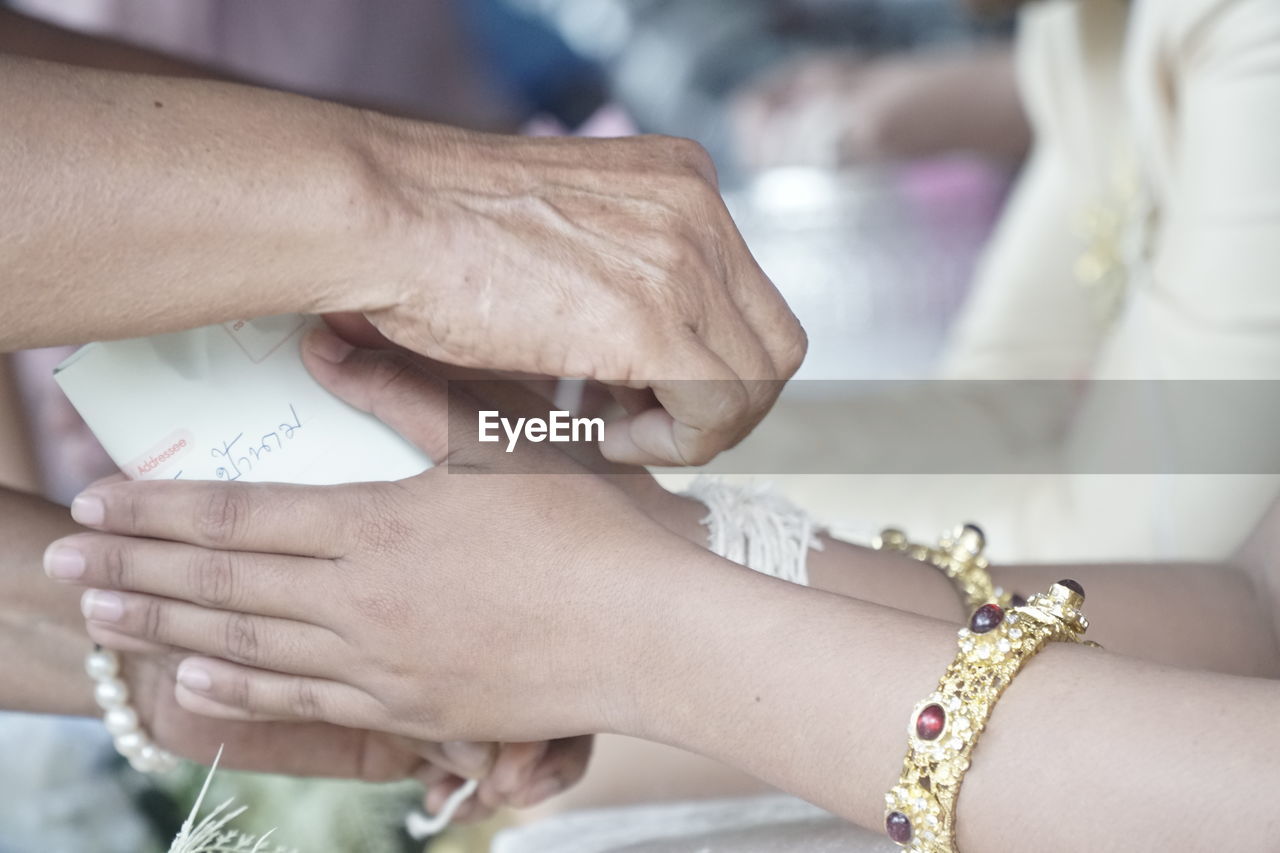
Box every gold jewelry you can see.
[883,580,1091,851]
[874,524,1021,614]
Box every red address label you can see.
[126,430,195,480]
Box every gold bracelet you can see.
[883,580,1091,852]
[874,524,1023,614]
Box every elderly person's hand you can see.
[5,55,803,468]
[361,128,805,466]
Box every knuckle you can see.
[354,489,412,555]
[353,588,411,630]
[375,671,448,735]
[719,383,753,426]
[680,440,720,467]
[139,596,167,642]
[107,488,143,534]
[368,354,417,400]
[290,679,324,720]
[197,488,249,546]
[223,612,261,665]
[673,424,727,466]
[665,137,717,183]
[228,671,252,710]
[655,232,701,274]
[101,541,131,590]
[778,319,809,375]
[121,492,141,533]
[188,549,238,608]
[641,236,710,312]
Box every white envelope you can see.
[54,315,431,484]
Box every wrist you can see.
[641,483,708,546]
[333,111,471,319]
[0,606,96,716]
[0,490,96,715]
[594,544,760,741]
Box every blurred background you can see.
[0,0,1023,850]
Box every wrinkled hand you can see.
[363,126,806,466]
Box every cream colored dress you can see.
[940,0,1280,562]
[748,0,1280,564]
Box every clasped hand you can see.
[46,327,713,813]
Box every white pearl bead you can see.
[85,650,172,774]
[114,731,145,758]
[84,650,119,680]
[150,750,180,774]
[94,678,129,710]
[103,706,140,737]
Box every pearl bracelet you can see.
[86,646,180,774]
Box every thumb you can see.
[301,325,454,461]
[320,312,395,349]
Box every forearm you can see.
[659,490,1280,675]
[0,55,431,349]
[0,354,40,491]
[0,8,516,130]
[0,7,218,77]
[0,487,96,715]
[805,536,1280,677]
[626,550,1280,849]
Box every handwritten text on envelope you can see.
[55,315,431,485]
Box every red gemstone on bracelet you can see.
[915,703,946,740]
[886,811,912,844]
[969,603,1004,634]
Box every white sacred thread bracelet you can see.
[683,476,822,586]
[86,646,181,774]
[405,777,481,839]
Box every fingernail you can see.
[305,327,353,364]
[177,661,213,691]
[524,776,563,806]
[81,590,123,622]
[70,494,105,527]
[44,544,86,580]
[443,740,495,776]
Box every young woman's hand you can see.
[105,649,588,821]
[49,332,704,749]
